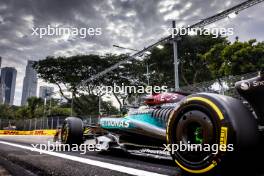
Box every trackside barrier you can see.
[0,116,99,131]
[0,130,56,136]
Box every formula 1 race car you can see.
[60,71,264,174]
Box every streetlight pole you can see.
[98,95,101,117]
[43,97,46,129]
[48,98,52,116]
[70,92,73,116]
[146,62,150,86]
[172,20,180,90]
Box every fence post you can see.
[51,118,54,129]
[35,118,37,130]
[29,119,31,130]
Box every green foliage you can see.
[15,106,28,119]
[73,94,118,116]
[33,55,116,99]
[148,43,174,86]
[148,34,229,86]
[27,97,43,118]
[203,39,264,78]
[0,104,15,119]
[0,97,71,119]
[33,54,147,110]
[49,107,71,116]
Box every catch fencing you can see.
[179,71,259,99]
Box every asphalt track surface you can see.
[0,135,263,176]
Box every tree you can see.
[49,107,71,117]
[26,97,44,118]
[148,34,229,87]
[201,43,228,79]
[33,54,145,111]
[15,107,28,119]
[73,94,118,116]
[202,39,264,77]
[33,55,110,100]
[0,104,15,119]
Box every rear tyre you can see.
[61,117,84,145]
[166,93,259,174]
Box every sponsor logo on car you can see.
[101,119,130,128]
[240,81,250,90]
[253,80,264,87]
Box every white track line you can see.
[0,141,168,176]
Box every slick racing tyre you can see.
[61,117,84,145]
[166,93,259,174]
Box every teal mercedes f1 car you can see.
[61,71,264,174]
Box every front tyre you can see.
[166,93,259,174]
[61,117,84,145]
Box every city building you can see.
[21,60,38,105]
[39,86,54,100]
[0,67,17,105]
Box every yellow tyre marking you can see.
[166,111,174,142]
[84,128,91,134]
[187,97,224,120]
[220,127,228,153]
[175,160,217,174]
[169,97,227,173]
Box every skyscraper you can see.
[0,67,17,105]
[39,86,54,100]
[21,60,38,105]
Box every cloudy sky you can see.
[0,0,263,106]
